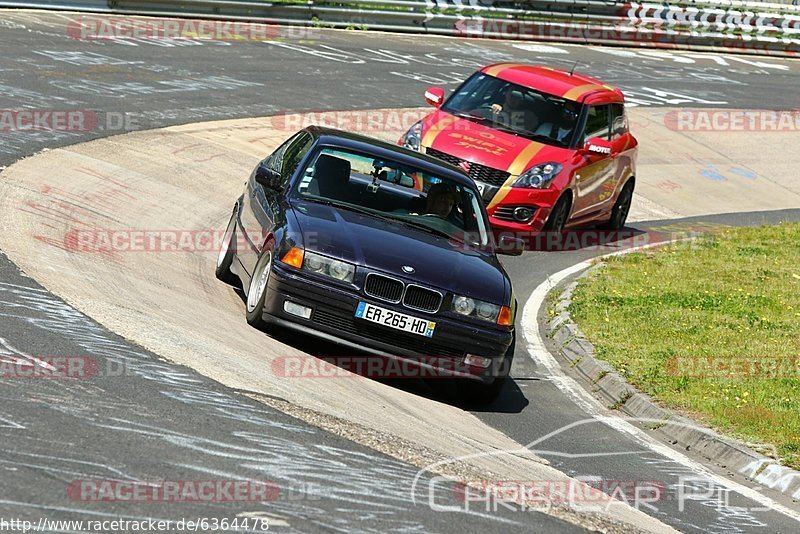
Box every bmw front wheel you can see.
[245,246,275,332]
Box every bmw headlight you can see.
[513,162,562,189]
[302,251,355,283]
[400,120,424,152]
[452,295,500,322]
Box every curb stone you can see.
[544,269,800,503]
[552,321,579,347]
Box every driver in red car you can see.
[490,87,539,133]
[490,87,523,115]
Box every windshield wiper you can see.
[301,196,400,225]
[301,197,467,243]
[495,124,561,145]
[395,218,461,242]
[347,207,458,242]
[400,220,484,248]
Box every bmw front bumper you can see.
[260,263,514,383]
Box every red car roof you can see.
[480,63,624,103]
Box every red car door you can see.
[608,103,636,200]
[572,104,614,219]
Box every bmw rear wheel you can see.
[215,209,238,284]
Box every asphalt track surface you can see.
[0,248,582,533]
[1,9,800,533]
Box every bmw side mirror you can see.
[583,137,613,156]
[424,86,445,108]
[254,165,282,191]
[497,235,525,256]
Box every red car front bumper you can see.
[486,186,561,237]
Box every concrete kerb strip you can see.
[544,266,800,502]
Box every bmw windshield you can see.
[442,73,580,147]
[292,146,491,247]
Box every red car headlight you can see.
[513,162,562,189]
[400,120,424,152]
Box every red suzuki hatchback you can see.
[399,63,638,238]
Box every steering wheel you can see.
[466,103,495,117]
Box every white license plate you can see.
[355,302,435,338]
[475,181,487,195]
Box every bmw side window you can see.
[610,104,627,139]
[584,105,611,141]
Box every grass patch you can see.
[569,223,800,468]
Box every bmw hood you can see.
[290,200,510,305]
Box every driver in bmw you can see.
[424,183,458,218]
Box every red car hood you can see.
[421,110,570,176]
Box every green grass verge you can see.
[569,223,800,469]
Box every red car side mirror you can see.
[424,86,445,108]
[583,137,614,156]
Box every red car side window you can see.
[584,105,611,141]
[610,104,628,139]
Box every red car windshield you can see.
[442,73,580,147]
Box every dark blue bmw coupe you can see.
[216,127,522,402]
